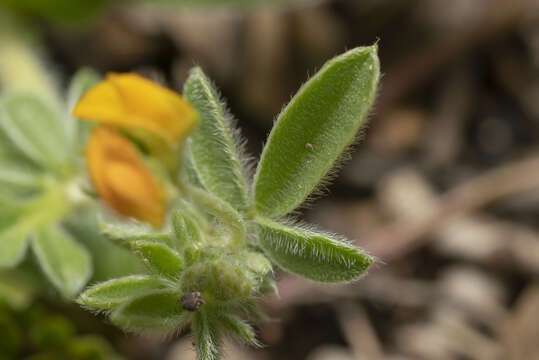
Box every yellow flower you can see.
[73,73,197,143]
[86,126,166,227]
[73,72,198,227]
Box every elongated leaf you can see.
[193,309,222,360]
[67,68,101,113]
[255,218,373,282]
[32,225,92,298]
[245,251,272,276]
[254,46,380,217]
[224,300,268,322]
[0,170,41,200]
[78,275,172,310]
[0,93,71,172]
[184,67,250,213]
[259,276,278,296]
[187,185,246,246]
[0,195,24,229]
[218,313,260,347]
[181,147,207,190]
[172,207,204,248]
[0,230,30,268]
[172,211,190,247]
[110,289,188,333]
[0,125,44,198]
[0,188,69,267]
[64,210,143,282]
[99,218,172,249]
[66,68,101,146]
[130,240,183,279]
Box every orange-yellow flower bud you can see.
[86,126,166,227]
[73,73,197,143]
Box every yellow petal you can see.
[86,126,166,227]
[73,73,197,143]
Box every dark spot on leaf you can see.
[181,290,205,311]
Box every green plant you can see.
[0,10,379,355]
[77,46,380,359]
[0,13,142,298]
[0,301,123,360]
[0,84,90,298]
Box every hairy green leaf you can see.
[255,218,374,282]
[100,219,172,249]
[130,240,183,279]
[181,259,252,301]
[0,93,72,173]
[245,251,272,276]
[193,309,222,360]
[78,275,172,310]
[180,148,204,188]
[172,209,204,249]
[32,225,92,298]
[110,289,188,333]
[225,300,268,322]
[187,185,246,246]
[259,276,278,296]
[254,46,380,217]
[184,67,250,213]
[218,313,260,347]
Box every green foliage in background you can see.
[0,89,92,298]
[1,0,106,23]
[0,86,141,298]
[0,25,139,299]
[0,301,123,360]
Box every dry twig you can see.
[364,154,539,260]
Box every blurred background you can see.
[1,0,539,359]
